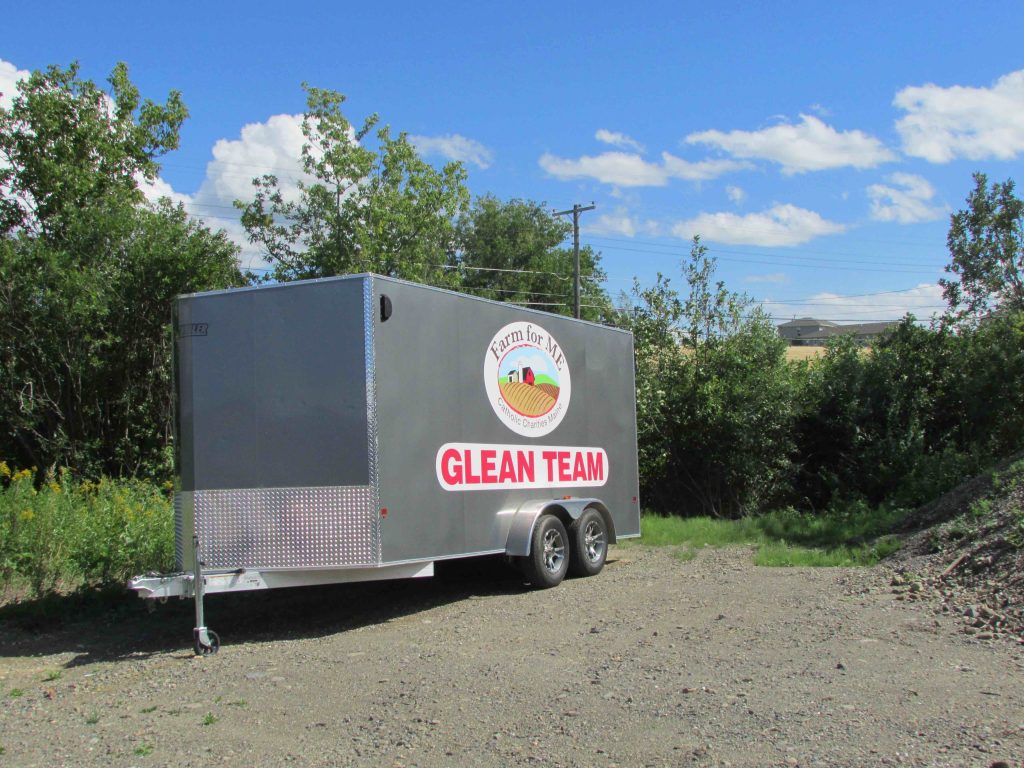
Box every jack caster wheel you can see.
[194,629,220,656]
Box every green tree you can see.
[0,62,186,240]
[942,173,1024,320]
[617,273,683,489]
[624,239,796,517]
[0,63,243,478]
[456,196,611,320]
[237,86,470,286]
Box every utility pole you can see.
[553,203,595,319]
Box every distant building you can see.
[776,317,898,346]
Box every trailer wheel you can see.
[194,630,220,656]
[520,514,569,588]
[568,508,608,577]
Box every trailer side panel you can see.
[370,277,640,563]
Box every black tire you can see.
[194,630,220,656]
[568,508,608,577]
[519,514,569,588]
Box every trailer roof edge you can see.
[177,273,633,336]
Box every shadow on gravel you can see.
[0,556,526,668]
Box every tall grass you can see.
[0,463,174,599]
[632,503,904,567]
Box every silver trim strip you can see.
[363,276,382,563]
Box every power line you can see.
[764,286,941,304]
[582,240,943,271]
[166,198,942,275]
[584,233,946,262]
[162,200,944,304]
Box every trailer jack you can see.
[192,536,219,655]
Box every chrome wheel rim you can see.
[542,527,565,573]
[583,520,606,563]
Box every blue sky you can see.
[4,1,1023,323]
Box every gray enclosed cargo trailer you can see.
[130,274,640,653]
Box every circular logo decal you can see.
[484,321,571,437]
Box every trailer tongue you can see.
[130,274,640,654]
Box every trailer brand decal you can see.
[483,322,571,437]
[177,323,208,338]
[436,443,607,491]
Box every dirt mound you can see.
[887,454,1024,642]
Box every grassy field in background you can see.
[783,345,874,362]
[784,346,824,362]
[628,506,903,567]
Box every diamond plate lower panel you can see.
[174,494,184,568]
[193,486,379,569]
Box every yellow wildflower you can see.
[20,509,34,522]
[0,461,10,479]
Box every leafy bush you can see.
[0,463,173,598]
[624,240,798,517]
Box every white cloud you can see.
[189,113,315,267]
[726,185,746,204]
[686,115,896,174]
[745,273,788,284]
[894,70,1024,162]
[585,209,659,238]
[539,149,746,188]
[539,151,669,187]
[0,58,29,110]
[201,113,310,204]
[672,204,847,247]
[408,133,493,169]
[0,59,30,210]
[660,152,750,181]
[137,174,193,207]
[761,283,945,323]
[867,172,946,224]
[595,129,645,153]
[135,113,313,269]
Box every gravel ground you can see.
[1,546,1022,768]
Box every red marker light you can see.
[380,508,388,519]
